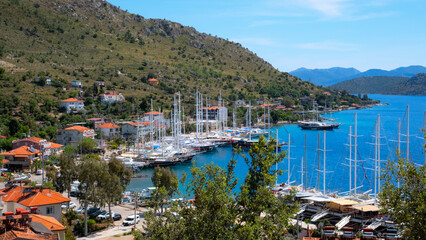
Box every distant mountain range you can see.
[331,73,426,95]
[290,65,426,86]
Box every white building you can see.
[99,91,125,105]
[60,98,84,113]
[97,123,121,140]
[55,126,95,146]
[1,185,70,222]
[142,111,165,122]
[202,106,228,121]
[122,121,164,139]
[71,80,82,88]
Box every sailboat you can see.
[298,102,340,130]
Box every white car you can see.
[61,202,77,209]
[123,215,140,226]
[36,169,43,175]
[74,207,85,214]
[97,211,115,220]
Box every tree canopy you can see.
[145,135,297,239]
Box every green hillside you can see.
[331,74,426,95]
[0,0,374,144]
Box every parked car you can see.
[123,215,140,226]
[74,207,86,214]
[36,169,43,175]
[113,213,122,221]
[97,211,115,220]
[90,209,107,218]
[69,191,82,197]
[61,202,77,209]
[86,207,100,215]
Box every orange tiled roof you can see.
[31,214,66,231]
[0,146,39,158]
[98,123,120,128]
[128,122,152,126]
[202,106,223,110]
[24,137,45,143]
[144,111,163,115]
[49,142,64,149]
[1,136,6,139]
[1,186,70,207]
[259,103,275,107]
[64,126,92,133]
[60,98,83,103]
[0,230,59,240]
[148,78,158,82]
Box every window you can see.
[46,207,54,215]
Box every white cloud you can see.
[264,0,392,21]
[296,40,358,51]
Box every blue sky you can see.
[108,0,426,72]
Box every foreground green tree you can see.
[99,157,132,222]
[78,154,108,236]
[237,136,296,239]
[145,135,297,239]
[151,167,179,213]
[379,148,426,239]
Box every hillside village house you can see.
[202,106,228,121]
[0,211,66,240]
[12,137,63,156]
[142,111,165,122]
[1,185,70,223]
[71,80,82,88]
[0,146,39,171]
[97,123,121,140]
[99,91,125,105]
[55,126,95,146]
[122,121,164,139]
[60,98,84,113]
[148,78,159,86]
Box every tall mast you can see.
[304,134,307,190]
[406,105,409,160]
[268,101,271,138]
[206,96,209,134]
[323,130,326,195]
[349,126,352,195]
[374,119,378,198]
[249,101,252,140]
[178,92,182,150]
[424,111,426,164]
[196,91,199,140]
[150,99,153,143]
[378,114,381,196]
[287,133,291,184]
[354,112,358,194]
[276,129,278,186]
[317,133,320,191]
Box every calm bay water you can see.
[127,94,426,195]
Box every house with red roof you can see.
[202,106,228,121]
[55,126,95,146]
[60,98,84,113]
[97,123,121,140]
[99,91,125,105]
[142,110,165,122]
[12,137,63,156]
[122,121,162,139]
[148,78,159,86]
[0,146,40,171]
[1,185,70,221]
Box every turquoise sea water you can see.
[127,94,426,195]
